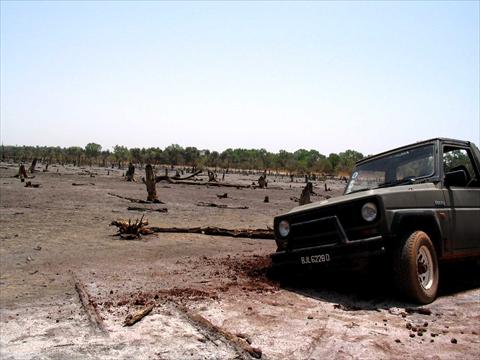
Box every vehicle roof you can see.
[356,138,473,165]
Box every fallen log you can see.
[175,303,262,359]
[196,202,248,210]
[155,169,202,183]
[127,206,168,213]
[124,304,154,326]
[170,180,252,188]
[108,192,165,204]
[148,226,274,239]
[74,278,109,336]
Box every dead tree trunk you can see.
[19,164,27,182]
[258,175,267,189]
[208,170,217,182]
[29,158,37,174]
[299,182,314,205]
[145,164,158,202]
[125,162,135,181]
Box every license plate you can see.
[301,254,331,265]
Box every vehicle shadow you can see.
[270,260,480,311]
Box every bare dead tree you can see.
[125,162,135,182]
[299,182,315,205]
[208,170,217,182]
[258,175,267,189]
[145,164,158,202]
[18,164,27,182]
[29,158,37,174]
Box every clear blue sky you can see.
[1,1,479,155]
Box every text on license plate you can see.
[301,254,331,265]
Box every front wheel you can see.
[393,231,439,304]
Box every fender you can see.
[390,210,445,257]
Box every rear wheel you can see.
[393,231,439,304]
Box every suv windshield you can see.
[345,144,436,194]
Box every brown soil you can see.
[0,164,479,359]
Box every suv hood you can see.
[287,182,439,215]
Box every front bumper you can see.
[271,235,385,267]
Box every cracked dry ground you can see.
[0,165,479,359]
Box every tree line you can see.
[0,143,364,175]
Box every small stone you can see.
[410,333,416,338]
[307,315,314,320]
[406,323,412,330]
[423,322,428,327]
[451,338,457,344]
[395,339,401,343]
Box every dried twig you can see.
[108,192,165,204]
[196,202,248,210]
[124,304,154,326]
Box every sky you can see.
[1,1,479,155]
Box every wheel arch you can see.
[390,211,444,258]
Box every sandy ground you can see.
[0,163,479,359]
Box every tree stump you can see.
[299,182,314,205]
[18,164,27,182]
[145,165,158,202]
[208,170,217,182]
[29,158,37,174]
[125,162,135,181]
[258,175,267,189]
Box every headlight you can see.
[361,202,377,222]
[278,220,290,237]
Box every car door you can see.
[442,145,480,252]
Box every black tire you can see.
[393,231,439,304]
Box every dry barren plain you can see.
[0,163,479,359]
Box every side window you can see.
[443,147,478,187]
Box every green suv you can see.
[272,138,480,304]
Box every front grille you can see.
[284,198,381,250]
[289,216,345,249]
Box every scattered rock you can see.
[451,338,457,344]
[406,307,432,316]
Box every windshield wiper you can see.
[346,188,371,195]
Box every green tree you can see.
[85,143,102,166]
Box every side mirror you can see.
[444,169,467,187]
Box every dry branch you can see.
[124,304,154,326]
[196,202,248,210]
[74,278,109,336]
[165,180,252,188]
[148,226,273,239]
[110,216,154,239]
[155,169,202,183]
[108,192,165,204]
[72,182,95,186]
[175,304,262,359]
[127,206,168,213]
